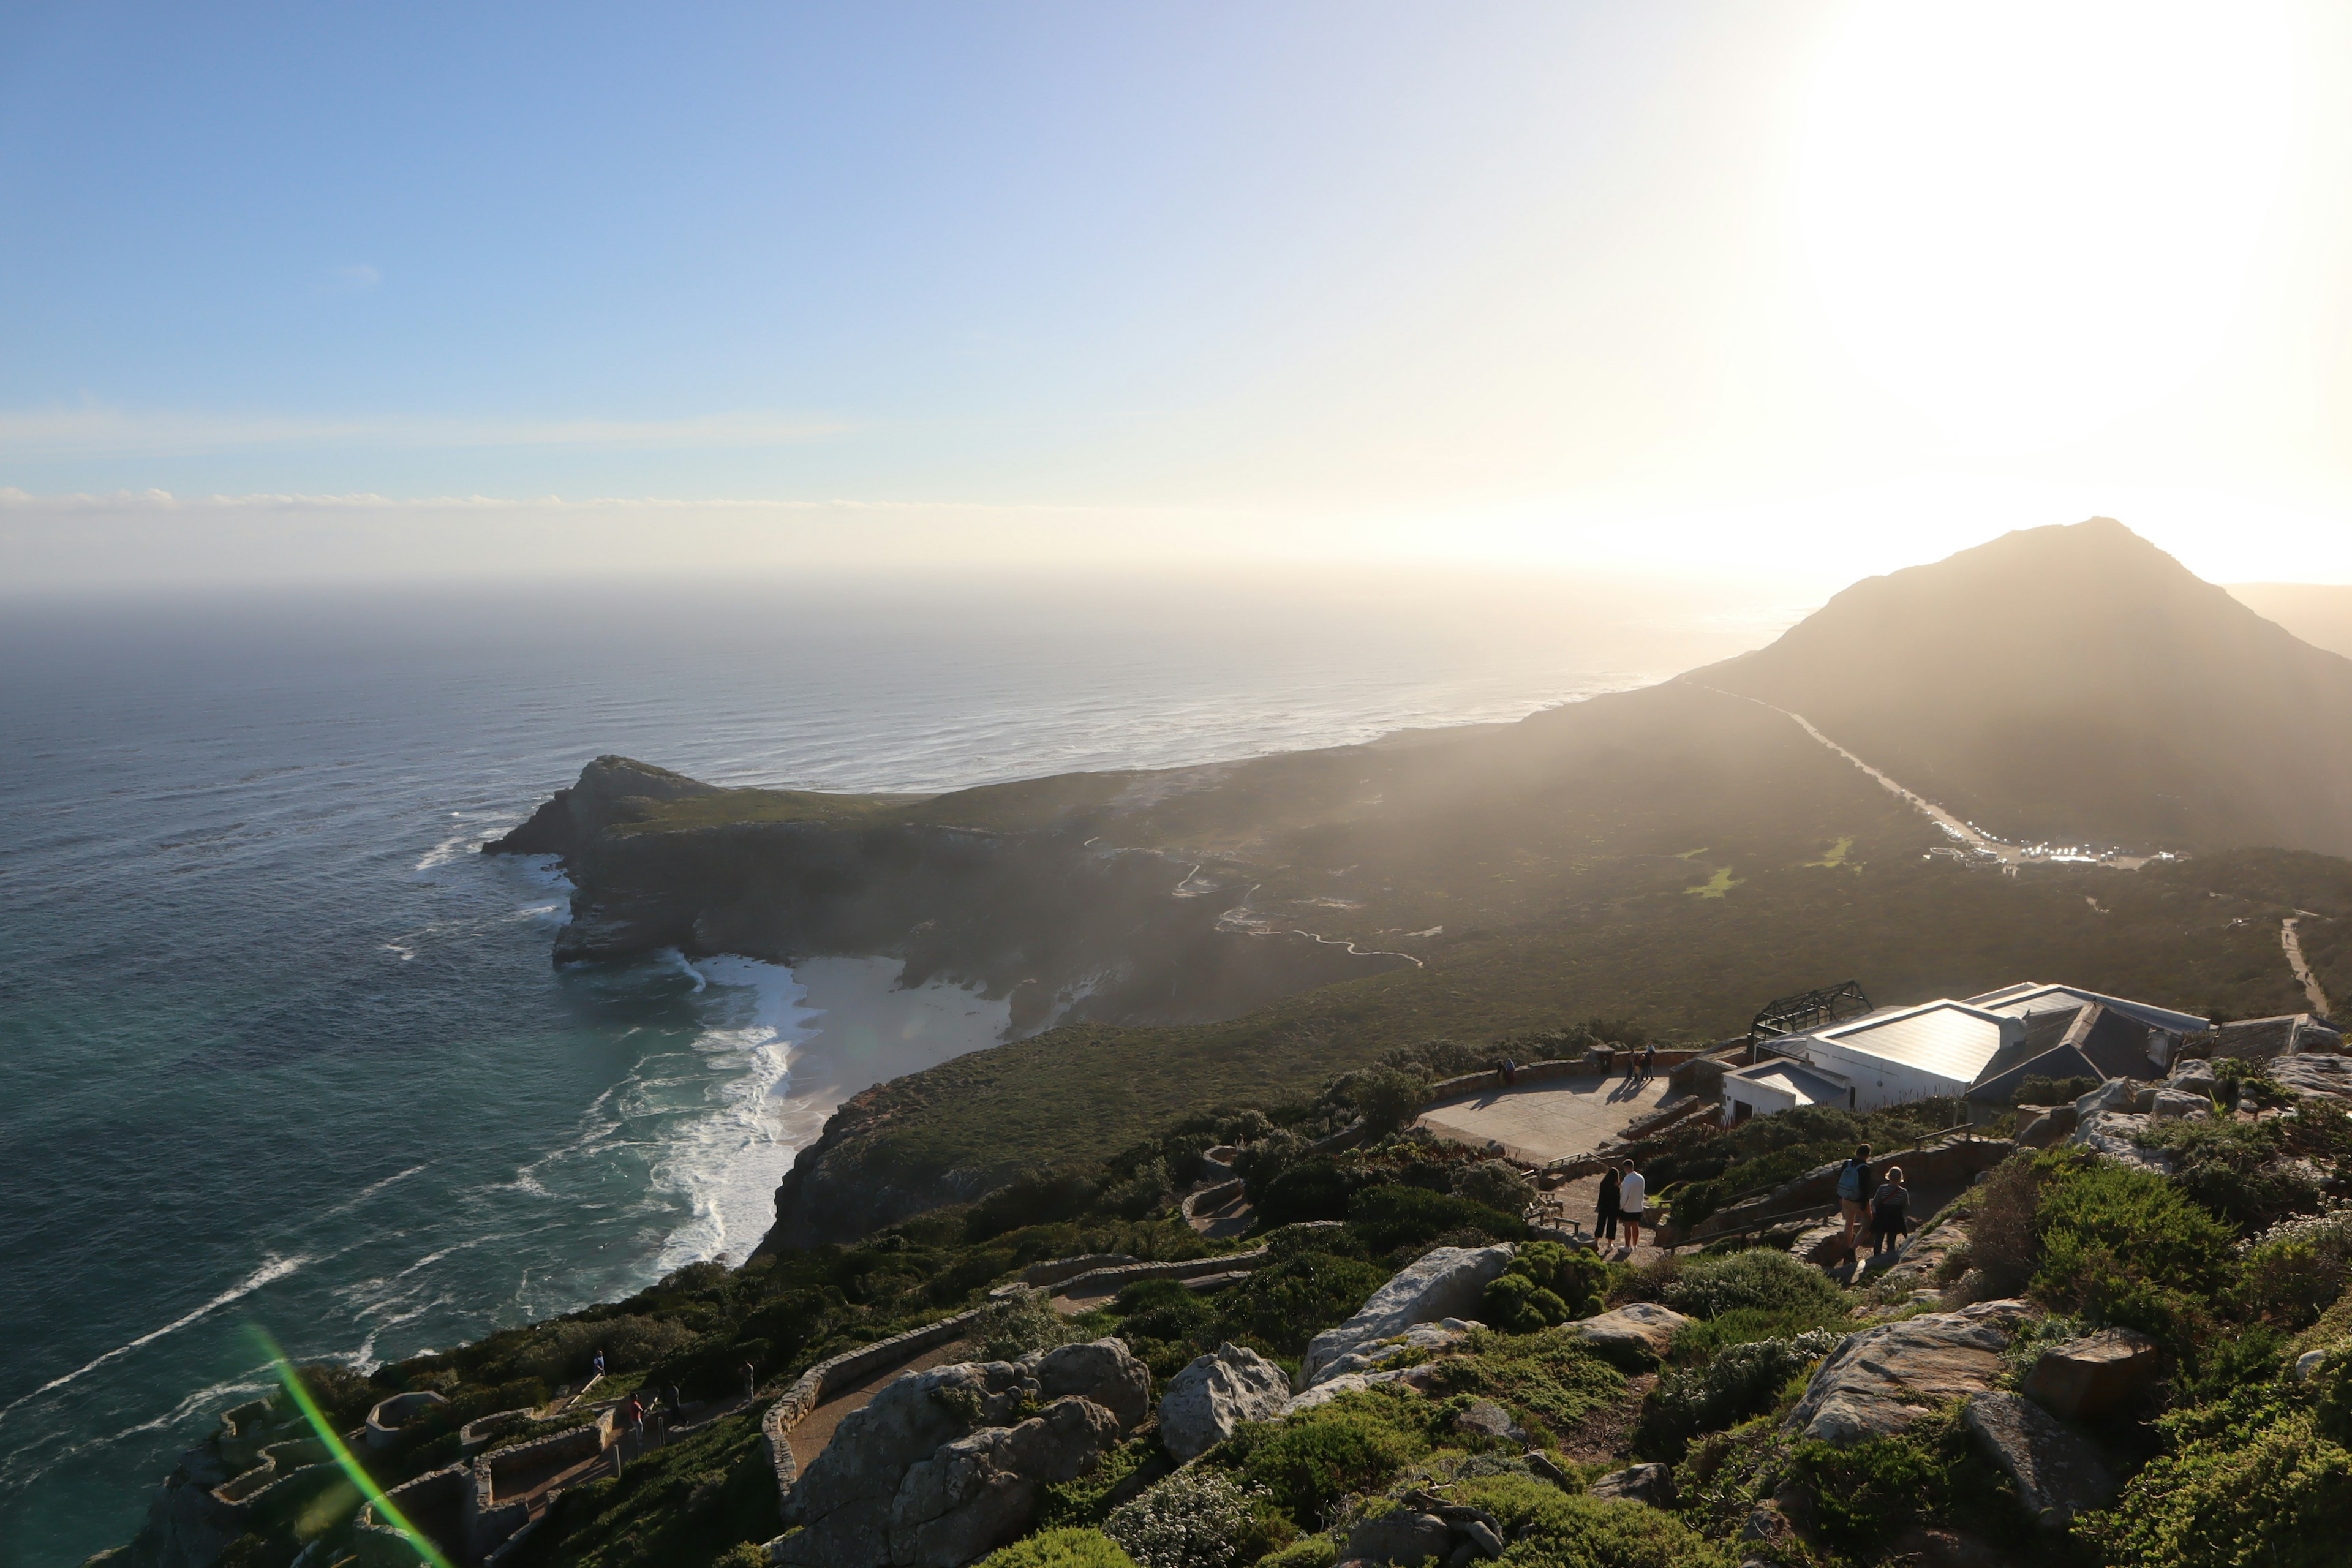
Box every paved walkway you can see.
[1415,1072,1679,1164]
[786,1340,973,1469]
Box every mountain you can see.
[492,521,2352,1245]
[1699,519,2352,857]
[2232,581,2352,661]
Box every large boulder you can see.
[1573,1302,1691,1366]
[2015,1105,2078,1149]
[1961,1392,2120,1528]
[2147,1088,2211,1120]
[1345,1509,1455,1566]
[1158,1344,1289,1460]
[1281,1370,1410,1415]
[1784,1300,2038,1445]
[1589,1463,1675,1507]
[776,1340,1148,1568]
[1302,1246,1513,1385]
[1312,1319,1479,1384]
[2019,1328,2160,1422]
[889,1398,1125,1567]
[2274,1053,2352,1104]
[2068,1112,2173,1175]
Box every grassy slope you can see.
[575,666,2348,1202]
[780,680,2329,1193]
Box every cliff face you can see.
[487,754,721,859]
[541,807,1403,1031]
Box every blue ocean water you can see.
[0,567,1800,1567]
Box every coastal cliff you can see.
[489,522,2352,1252]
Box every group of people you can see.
[1593,1159,1648,1250]
[1836,1143,1911,1257]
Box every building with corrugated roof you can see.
[1718,981,2208,1124]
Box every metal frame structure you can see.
[1748,980,1871,1045]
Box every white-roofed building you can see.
[1721,981,2214,1126]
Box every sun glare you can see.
[1799,1,2295,454]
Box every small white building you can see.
[1719,981,2208,1125]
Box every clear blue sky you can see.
[7,1,2352,586]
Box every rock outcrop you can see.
[1784,1299,2038,1444]
[1344,1496,1507,1564]
[1301,1246,1513,1385]
[1311,1319,1479,1385]
[486,755,720,861]
[1588,1463,1675,1507]
[1157,1344,1289,1461]
[2019,1327,2159,1422]
[774,1340,1148,1568]
[2274,1052,2352,1104]
[1573,1302,1691,1366]
[1961,1392,2120,1528]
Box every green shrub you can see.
[1207,1386,1433,1526]
[1634,1331,1840,1462]
[2135,1117,2319,1234]
[2015,1074,2098,1106]
[1649,1250,1845,1322]
[1417,1327,1626,1439]
[2031,1152,2235,1340]
[1484,1273,1575,1335]
[1348,1068,1432,1136]
[1447,1472,1734,1567]
[978,1288,1088,1361]
[1209,1251,1388,1358]
[1039,1434,1169,1529]
[1254,1536,1337,1568]
[1455,1160,1535,1216]
[2076,1389,2352,1568]
[712,1545,771,1568]
[977,1527,1142,1568]
[294,1362,381,1433]
[1787,1428,1957,1558]
[515,1314,699,1383]
[2239,1210,2352,1330]
[1346,1184,1526,1254]
[1668,1306,1845,1363]
[1256,1159,1356,1229]
[1104,1466,1272,1568]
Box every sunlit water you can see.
[0,567,1804,1566]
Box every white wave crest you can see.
[0,1254,311,1427]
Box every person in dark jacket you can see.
[1596,1166,1622,1244]
[1871,1166,1910,1256]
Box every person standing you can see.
[1638,1042,1656,1081]
[1618,1161,1648,1250]
[1835,1144,1874,1256]
[1871,1166,1910,1257]
[1596,1164,1622,1245]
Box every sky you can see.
[6,0,2352,592]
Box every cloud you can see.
[0,486,1242,591]
[0,402,852,455]
[320,263,381,294]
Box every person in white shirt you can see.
[1616,1162,1648,1250]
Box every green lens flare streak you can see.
[250,1325,456,1568]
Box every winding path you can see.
[1685,682,2147,872]
[2283,917,2332,1017]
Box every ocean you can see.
[0,565,1803,1567]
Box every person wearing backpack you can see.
[1835,1144,1873,1255]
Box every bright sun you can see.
[1799,1,2296,454]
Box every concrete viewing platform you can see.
[1414,1071,1681,1165]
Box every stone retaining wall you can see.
[762,1308,987,1517]
[1422,1052,1713,1111]
[1687,1134,2013,1243]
